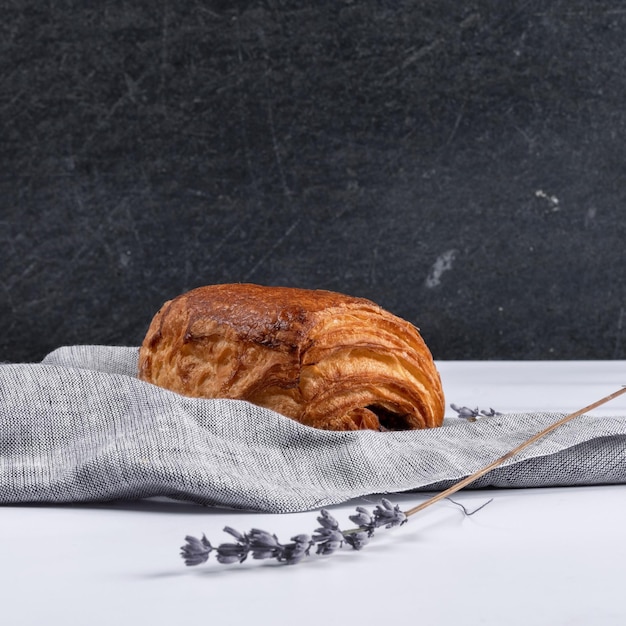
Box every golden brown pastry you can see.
[138,283,444,431]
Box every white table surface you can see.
[2,361,626,626]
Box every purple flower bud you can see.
[349,506,373,528]
[251,549,279,560]
[292,533,312,544]
[180,534,212,566]
[216,542,248,564]
[216,553,246,565]
[223,526,247,542]
[248,529,281,559]
[312,527,333,543]
[373,498,407,529]
[317,509,339,530]
[279,534,313,565]
[344,530,370,550]
[248,529,280,549]
[314,529,344,555]
[450,404,480,419]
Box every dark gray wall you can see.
[2,1,625,363]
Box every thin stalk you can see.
[404,386,626,518]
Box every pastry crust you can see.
[138,283,445,431]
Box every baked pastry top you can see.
[138,283,445,431]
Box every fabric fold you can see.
[0,345,624,512]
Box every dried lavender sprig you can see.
[180,498,404,567]
[450,404,503,420]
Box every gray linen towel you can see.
[0,345,624,512]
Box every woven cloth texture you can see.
[0,345,624,512]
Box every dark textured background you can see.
[2,1,625,363]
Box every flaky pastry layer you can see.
[138,283,445,431]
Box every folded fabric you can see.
[0,345,624,512]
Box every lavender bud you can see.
[216,553,246,565]
[316,509,339,530]
[314,529,344,555]
[251,549,279,560]
[248,529,280,549]
[312,527,333,543]
[373,498,407,529]
[223,526,246,542]
[292,533,313,546]
[281,549,306,565]
[180,534,212,566]
[216,542,248,564]
[349,506,373,528]
[344,530,370,551]
[450,404,480,419]
[480,408,502,417]
[280,534,313,565]
[248,529,281,559]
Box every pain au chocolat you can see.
[138,283,445,431]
